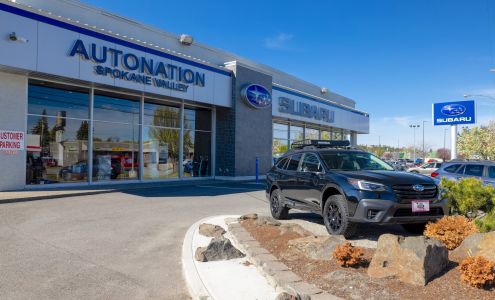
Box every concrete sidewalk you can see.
[0,179,262,203]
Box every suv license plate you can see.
[412,200,430,212]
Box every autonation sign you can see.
[433,100,476,126]
[69,40,205,92]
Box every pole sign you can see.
[432,100,476,126]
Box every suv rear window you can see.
[286,154,302,171]
[275,157,289,169]
[488,166,495,179]
[443,164,460,173]
[301,153,323,172]
[465,164,484,177]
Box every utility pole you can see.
[422,121,428,163]
[443,128,447,161]
[409,124,420,162]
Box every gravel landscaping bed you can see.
[240,218,495,300]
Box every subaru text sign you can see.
[432,100,476,126]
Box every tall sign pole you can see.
[451,125,457,159]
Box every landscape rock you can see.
[451,231,495,262]
[367,234,448,286]
[279,223,313,236]
[194,237,245,262]
[239,213,258,220]
[288,235,344,261]
[275,292,299,300]
[255,216,282,226]
[198,223,226,237]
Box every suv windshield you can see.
[320,151,394,171]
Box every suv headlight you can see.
[348,179,387,192]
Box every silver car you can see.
[432,160,495,186]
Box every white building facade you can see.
[0,0,369,190]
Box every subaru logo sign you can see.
[412,184,425,192]
[441,104,466,116]
[241,84,272,109]
[432,100,476,126]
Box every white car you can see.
[407,162,443,175]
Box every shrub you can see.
[440,178,495,215]
[475,210,495,233]
[332,242,364,267]
[424,216,478,250]
[459,256,495,288]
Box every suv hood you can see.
[337,170,435,185]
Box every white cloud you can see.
[263,33,293,50]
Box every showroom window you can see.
[332,129,343,140]
[289,125,304,145]
[273,123,289,159]
[183,107,212,177]
[305,127,319,140]
[143,100,181,179]
[92,91,140,181]
[26,82,90,185]
[320,130,331,140]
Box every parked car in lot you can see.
[59,158,122,181]
[432,160,495,186]
[407,162,443,175]
[266,140,447,238]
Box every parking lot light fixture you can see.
[409,124,420,162]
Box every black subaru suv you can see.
[266,140,448,237]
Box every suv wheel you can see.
[270,189,289,220]
[401,223,427,235]
[323,194,357,238]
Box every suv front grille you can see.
[394,207,444,217]
[392,184,438,203]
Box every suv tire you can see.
[401,223,427,235]
[270,189,289,220]
[323,194,357,238]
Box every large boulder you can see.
[239,213,258,221]
[451,232,495,262]
[195,237,245,262]
[367,234,448,286]
[198,223,226,238]
[288,235,344,261]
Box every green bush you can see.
[440,177,495,215]
[475,210,495,232]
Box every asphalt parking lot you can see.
[0,182,270,300]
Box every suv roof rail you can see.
[290,139,352,150]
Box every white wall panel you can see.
[213,73,232,107]
[0,10,37,71]
[37,22,79,78]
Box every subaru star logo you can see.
[412,184,425,192]
[441,104,466,116]
[241,84,272,109]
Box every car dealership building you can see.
[0,0,369,191]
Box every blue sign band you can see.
[0,3,231,77]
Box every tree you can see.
[30,109,53,154]
[149,107,182,161]
[457,122,495,159]
[437,148,451,161]
[76,121,89,140]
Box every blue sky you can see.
[84,0,495,150]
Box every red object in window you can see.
[431,172,439,177]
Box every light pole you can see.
[463,94,495,100]
[409,124,420,162]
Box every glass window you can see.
[286,154,302,171]
[93,92,140,181]
[273,123,289,140]
[444,164,461,173]
[320,151,394,171]
[275,157,289,169]
[143,101,181,180]
[289,125,304,142]
[456,165,466,174]
[273,138,289,158]
[26,82,89,185]
[321,130,331,140]
[488,166,495,179]
[305,128,319,140]
[301,153,322,172]
[332,130,343,140]
[183,107,212,177]
[465,164,484,177]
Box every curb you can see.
[182,216,213,300]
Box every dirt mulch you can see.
[241,219,495,300]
